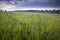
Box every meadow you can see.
[0,11,60,40]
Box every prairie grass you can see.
[0,11,60,40]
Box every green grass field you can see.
[0,11,60,40]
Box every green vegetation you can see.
[0,11,60,40]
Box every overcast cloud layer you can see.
[0,0,60,11]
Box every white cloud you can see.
[0,1,16,10]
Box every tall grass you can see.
[0,11,60,40]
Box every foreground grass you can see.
[0,11,60,40]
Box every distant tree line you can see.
[0,9,60,14]
[26,10,60,14]
[39,10,60,14]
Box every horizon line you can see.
[0,8,60,11]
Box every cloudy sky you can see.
[0,0,60,11]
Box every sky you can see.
[0,0,60,11]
